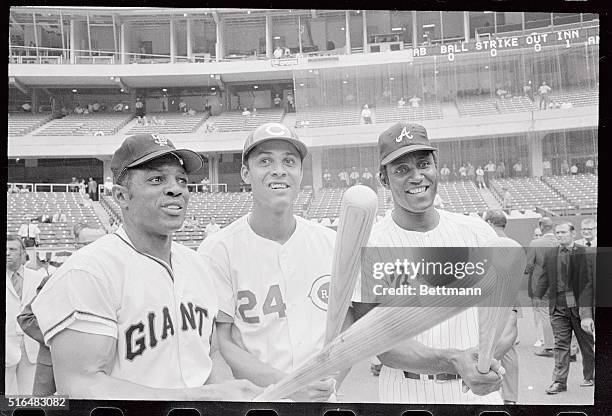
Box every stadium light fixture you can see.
[299,83,305,87]
[391,27,403,31]
[162,88,167,92]
[72,89,77,93]
[389,77,395,81]
[109,76,115,80]
[273,36,281,40]
[341,27,345,31]
[120,88,125,92]
[253,85,259,89]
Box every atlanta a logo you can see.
[395,127,414,142]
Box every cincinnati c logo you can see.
[395,126,414,142]
[308,274,330,311]
[264,124,290,137]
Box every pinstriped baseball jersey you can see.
[31,226,218,390]
[198,214,336,373]
[354,209,503,404]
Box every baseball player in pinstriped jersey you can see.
[352,123,515,404]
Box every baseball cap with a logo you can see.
[111,133,203,182]
[378,122,437,166]
[242,122,308,165]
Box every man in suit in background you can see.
[525,217,557,355]
[5,236,46,394]
[534,222,595,394]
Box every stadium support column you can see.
[463,12,470,42]
[345,11,351,54]
[69,18,77,64]
[170,19,176,63]
[528,131,544,177]
[362,10,368,54]
[209,154,219,186]
[120,22,127,64]
[265,15,273,59]
[187,19,193,62]
[311,148,323,193]
[412,11,418,49]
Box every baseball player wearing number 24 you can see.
[198,123,349,401]
[352,123,513,404]
[32,134,262,400]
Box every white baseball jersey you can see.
[198,214,335,373]
[32,226,218,391]
[353,209,503,404]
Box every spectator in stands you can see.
[538,81,552,110]
[200,177,210,193]
[543,159,552,177]
[283,46,291,56]
[576,218,597,248]
[362,168,374,190]
[476,166,486,189]
[338,169,349,187]
[187,108,197,116]
[561,159,570,176]
[92,101,100,112]
[20,186,30,193]
[286,93,295,112]
[585,158,595,174]
[349,166,360,186]
[205,216,220,238]
[513,160,523,177]
[322,169,332,189]
[408,95,422,108]
[484,160,496,187]
[78,179,86,196]
[570,163,578,176]
[51,210,67,223]
[74,104,84,115]
[182,215,199,230]
[135,97,146,125]
[433,193,446,210]
[458,164,467,180]
[18,218,41,248]
[87,177,97,201]
[440,164,451,182]
[450,163,458,181]
[178,98,187,113]
[81,194,92,208]
[467,163,475,183]
[273,93,282,107]
[273,46,283,59]
[112,102,124,112]
[361,104,372,124]
[68,177,79,192]
[21,102,32,112]
[72,222,107,248]
[103,176,113,196]
[38,214,52,224]
[523,81,533,101]
[242,107,251,118]
[9,184,20,193]
[93,131,105,136]
[107,218,119,233]
[502,187,512,212]
[397,97,406,108]
[498,161,506,178]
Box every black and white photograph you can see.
[6,6,599,410]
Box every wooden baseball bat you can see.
[325,185,378,345]
[476,237,525,374]
[255,250,501,401]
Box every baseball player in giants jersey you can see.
[352,123,512,404]
[31,134,261,400]
[198,123,342,401]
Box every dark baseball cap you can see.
[111,133,203,181]
[242,123,307,165]
[378,122,437,166]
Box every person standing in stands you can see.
[87,177,97,201]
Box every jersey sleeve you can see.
[31,268,118,344]
[197,241,235,322]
